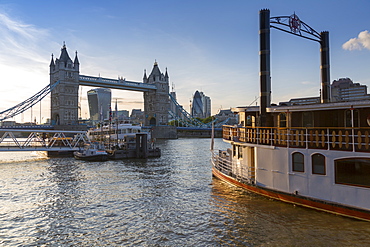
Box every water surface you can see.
[0,139,369,246]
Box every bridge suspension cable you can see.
[168,93,207,127]
[168,93,222,128]
[0,81,60,122]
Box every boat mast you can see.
[108,105,112,149]
[115,99,119,147]
[100,104,103,148]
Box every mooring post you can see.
[259,9,271,127]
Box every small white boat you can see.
[74,143,108,162]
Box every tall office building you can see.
[281,77,370,106]
[331,78,370,102]
[191,90,211,118]
[203,94,211,118]
[87,88,112,121]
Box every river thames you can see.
[1,138,369,246]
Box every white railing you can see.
[223,125,370,152]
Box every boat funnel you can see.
[259,9,271,126]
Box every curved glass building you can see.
[191,90,211,118]
[87,88,112,121]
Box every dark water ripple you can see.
[0,139,370,246]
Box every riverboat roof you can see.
[232,100,370,113]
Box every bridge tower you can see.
[49,44,80,126]
[143,62,170,126]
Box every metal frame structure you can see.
[269,11,330,104]
[270,14,321,42]
[259,9,331,127]
[0,129,90,151]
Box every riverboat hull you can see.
[74,151,109,161]
[212,161,370,222]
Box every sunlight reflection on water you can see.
[0,139,369,246]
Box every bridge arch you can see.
[149,117,156,126]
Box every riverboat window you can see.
[345,109,359,127]
[302,112,313,127]
[279,113,287,128]
[335,158,370,187]
[233,145,236,157]
[292,152,304,172]
[246,115,255,127]
[312,153,326,175]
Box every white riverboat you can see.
[212,7,370,222]
[212,100,370,221]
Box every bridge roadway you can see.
[0,129,90,152]
[79,75,156,91]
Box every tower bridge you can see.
[0,44,218,141]
[50,44,170,128]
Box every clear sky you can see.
[0,0,369,123]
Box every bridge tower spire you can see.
[143,61,170,126]
[50,43,80,126]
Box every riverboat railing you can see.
[223,125,370,152]
[211,150,254,183]
[211,150,232,175]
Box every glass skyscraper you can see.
[191,90,211,118]
[87,88,112,121]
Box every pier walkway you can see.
[0,129,90,152]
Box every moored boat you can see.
[87,123,145,142]
[88,123,160,159]
[74,143,109,161]
[106,132,161,159]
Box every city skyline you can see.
[0,0,370,123]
